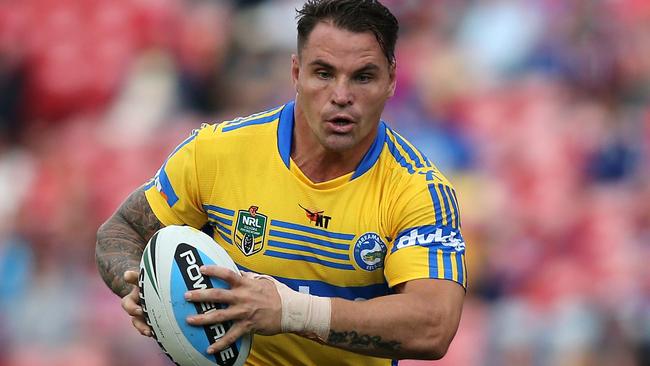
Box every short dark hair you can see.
[296,0,399,65]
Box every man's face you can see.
[292,22,396,153]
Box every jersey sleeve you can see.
[384,178,467,290]
[143,126,213,229]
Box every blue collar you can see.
[277,101,386,181]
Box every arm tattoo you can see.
[96,187,163,297]
[327,330,401,352]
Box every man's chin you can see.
[320,135,357,153]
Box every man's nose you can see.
[331,79,353,107]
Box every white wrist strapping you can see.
[252,273,331,340]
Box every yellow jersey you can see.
[144,101,467,366]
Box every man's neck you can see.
[291,147,358,183]
[291,109,375,184]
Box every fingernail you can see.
[184,292,191,300]
[199,266,206,273]
[206,347,214,355]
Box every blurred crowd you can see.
[0,0,648,365]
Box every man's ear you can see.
[291,54,300,92]
[387,62,397,98]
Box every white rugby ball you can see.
[138,225,252,366]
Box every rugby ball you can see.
[139,225,252,366]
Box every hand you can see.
[121,270,152,337]
[184,266,282,354]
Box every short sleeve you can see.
[144,128,209,229]
[384,180,467,290]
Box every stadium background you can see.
[0,0,648,365]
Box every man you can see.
[96,1,467,364]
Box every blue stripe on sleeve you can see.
[451,189,462,228]
[385,134,415,174]
[154,131,199,208]
[428,184,443,225]
[392,130,425,168]
[143,179,155,190]
[428,248,440,279]
[415,146,432,167]
[221,109,281,132]
[456,253,465,285]
[158,167,179,207]
[445,186,460,229]
[443,252,453,280]
[438,183,453,227]
[225,105,283,126]
[166,132,198,161]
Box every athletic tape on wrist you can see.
[250,273,331,340]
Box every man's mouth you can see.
[325,116,355,133]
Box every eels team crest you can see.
[353,233,387,271]
[234,206,268,256]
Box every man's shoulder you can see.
[191,103,287,146]
[215,104,286,135]
[379,125,454,189]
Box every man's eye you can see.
[356,74,373,83]
[316,71,332,79]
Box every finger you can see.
[199,266,241,287]
[122,286,143,316]
[207,321,251,354]
[185,287,235,304]
[132,315,153,337]
[240,271,256,279]
[240,271,271,282]
[124,270,139,285]
[241,271,279,289]
[186,306,245,326]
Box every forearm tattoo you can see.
[96,187,163,297]
[327,330,401,352]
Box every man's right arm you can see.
[96,186,163,297]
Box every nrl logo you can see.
[234,206,268,256]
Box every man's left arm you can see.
[327,278,464,360]
[186,267,464,360]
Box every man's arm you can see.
[326,279,464,360]
[95,186,163,297]
[186,267,464,360]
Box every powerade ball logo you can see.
[174,244,240,366]
[353,233,387,271]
